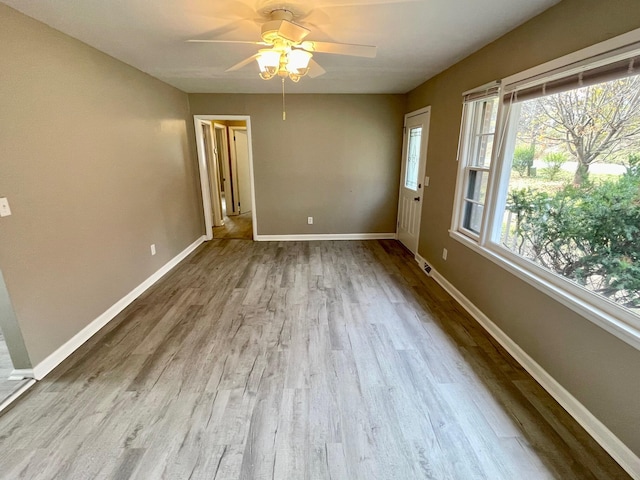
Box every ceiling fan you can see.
[188,6,377,82]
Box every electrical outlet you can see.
[307,216,313,225]
[0,197,12,217]
[150,244,156,256]
[442,248,448,260]
[424,176,430,187]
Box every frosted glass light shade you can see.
[257,49,281,74]
[286,49,312,73]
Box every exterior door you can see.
[230,128,251,215]
[397,108,430,254]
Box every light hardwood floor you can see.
[213,211,252,240]
[214,193,252,240]
[0,239,629,479]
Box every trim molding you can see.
[32,236,206,381]
[255,233,397,242]
[417,258,640,479]
[9,368,34,380]
[0,379,36,414]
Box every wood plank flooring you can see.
[0,239,630,479]
[213,212,252,240]
[214,193,252,240]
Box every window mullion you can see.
[485,101,521,246]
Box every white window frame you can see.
[452,82,502,242]
[450,27,640,351]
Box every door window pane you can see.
[405,127,422,190]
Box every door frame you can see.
[396,106,431,254]
[194,115,257,241]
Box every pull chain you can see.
[282,77,286,121]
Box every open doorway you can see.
[194,116,256,240]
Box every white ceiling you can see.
[2,0,560,94]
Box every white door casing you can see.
[397,107,431,254]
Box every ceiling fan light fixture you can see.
[256,49,281,79]
[286,49,312,75]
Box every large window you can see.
[452,43,640,347]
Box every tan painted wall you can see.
[0,5,204,365]
[189,94,405,235]
[406,0,640,455]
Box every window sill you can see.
[449,230,640,351]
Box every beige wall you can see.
[407,0,640,455]
[189,94,405,235]
[0,5,204,365]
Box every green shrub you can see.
[512,145,535,177]
[506,154,640,308]
[542,152,567,180]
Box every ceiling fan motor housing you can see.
[261,9,310,44]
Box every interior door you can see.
[397,108,430,254]
[214,123,235,216]
[202,123,224,227]
[231,128,251,215]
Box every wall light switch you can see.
[424,176,430,187]
[0,197,12,217]
[150,244,156,256]
[442,248,448,260]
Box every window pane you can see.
[470,97,498,167]
[499,74,640,316]
[465,169,489,203]
[472,133,494,167]
[473,98,498,134]
[463,201,483,234]
[404,126,422,190]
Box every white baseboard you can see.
[422,263,640,479]
[0,379,36,413]
[9,368,34,380]
[31,236,206,381]
[254,233,397,242]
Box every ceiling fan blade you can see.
[187,39,268,45]
[308,59,326,78]
[299,41,377,58]
[226,54,260,72]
